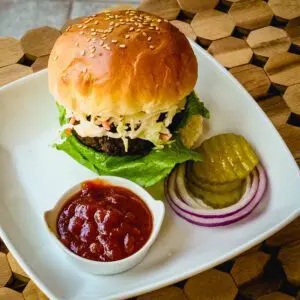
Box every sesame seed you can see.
[75,41,79,46]
[53,55,58,60]
[109,21,114,26]
[91,28,95,31]
[149,26,154,30]
[81,50,85,55]
[157,19,162,23]
[83,25,87,29]
[89,54,95,58]
[125,34,130,39]
[136,28,141,32]
[138,23,143,28]
[99,40,104,46]
[156,26,160,31]
[92,37,97,41]
[87,38,91,42]
[147,36,152,41]
[150,23,156,27]
[112,39,118,43]
[78,24,83,28]
[149,45,154,49]
[102,37,107,40]
[120,22,125,25]
[91,14,96,17]
[91,32,97,36]
[91,47,96,53]
[129,27,134,31]
[79,31,84,35]
[119,44,126,48]
[164,19,168,22]
[105,46,111,50]
[101,34,106,38]
[114,23,120,27]
[104,17,110,20]
[142,32,147,37]
[120,19,124,22]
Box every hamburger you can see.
[49,9,209,187]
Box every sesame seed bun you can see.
[48,10,197,117]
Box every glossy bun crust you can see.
[48,10,197,117]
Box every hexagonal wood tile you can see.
[229,0,273,31]
[0,37,24,68]
[138,0,180,20]
[177,0,219,14]
[247,26,291,60]
[268,0,300,21]
[21,26,61,60]
[137,286,185,300]
[191,10,235,46]
[230,64,271,98]
[208,36,253,68]
[184,269,238,300]
[258,95,290,128]
[264,52,300,87]
[170,20,197,40]
[231,252,270,287]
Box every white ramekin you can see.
[44,176,165,275]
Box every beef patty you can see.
[73,131,154,156]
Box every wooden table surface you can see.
[0,0,299,299]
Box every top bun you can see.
[48,10,197,117]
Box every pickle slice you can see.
[187,181,245,209]
[186,162,243,193]
[187,171,243,193]
[192,133,259,184]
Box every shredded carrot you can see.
[69,116,76,125]
[102,120,111,131]
[160,133,171,141]
[65,128,72,136]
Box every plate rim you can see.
[0,41,299,300]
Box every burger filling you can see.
[62,99,186,156]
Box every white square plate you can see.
[0,43,299,300]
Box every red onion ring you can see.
[166,165,258,219]
[165,164,267,226]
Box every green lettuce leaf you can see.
[56,102,67,126]
[55,135,202,187]
[178,91,210,129]
[54,91,207,187]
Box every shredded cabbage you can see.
[63,102,182,149]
